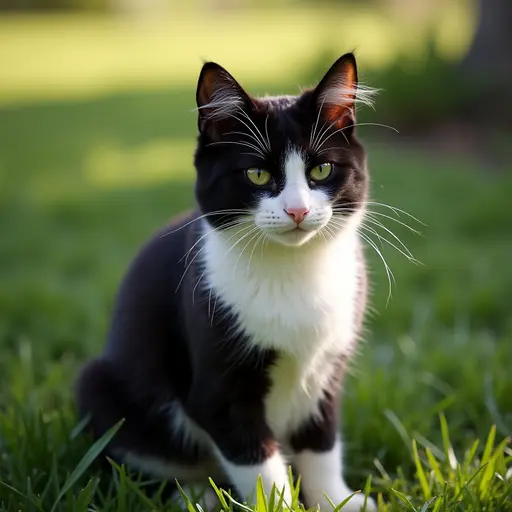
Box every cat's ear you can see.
[312,53,363,130]
[196,62,252,135]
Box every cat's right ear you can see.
[196,62,252,135]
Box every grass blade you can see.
[390,488,417,511]
[413,439,432,500]
[0,480,44,511]
[50,418,124,512]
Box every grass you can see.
[0,8,511,511]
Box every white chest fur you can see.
[201,222,361,437]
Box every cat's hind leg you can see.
[75,358,223,508]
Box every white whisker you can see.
[234,105,271,153]
[359,223,418,264]
[362,217,416,260]
[175,223,253,294]
[264,114,271,154]
[310,91,329,150]
[246,231,265,281]
[313,116,349,153]
[315,124,350,152]
[338,201,425,225]
[358,230,394,305]
[160,209,251,237]
[231,227,262,279]
[207,140,266,157]
[180,219,248,265]
[218,110,269,155]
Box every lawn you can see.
[1,7,511,512]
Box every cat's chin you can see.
[266,228,319,248]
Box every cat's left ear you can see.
[312,53,359,130]
[196,62,253,135]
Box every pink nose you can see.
[284,207,310,224]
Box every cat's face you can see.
[194,54,374,248]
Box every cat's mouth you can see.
[268,225,319,247]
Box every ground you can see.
[0,8,511,512]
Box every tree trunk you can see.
[460,0,512,125]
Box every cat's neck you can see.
[199,213,362,276]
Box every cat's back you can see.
[103,211,199,361]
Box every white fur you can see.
[202,225,360,435]
[255,148,335,246]
[119,148,366,507]
[215,450,293,505]
[198,84,245,121]
[294,439,376,511]
[318,81,378,112]
[198,148,365,506]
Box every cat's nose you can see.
[284,207,310,224]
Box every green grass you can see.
[0,84,511,511]
[0,9,511,509]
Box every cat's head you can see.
[193,53,376,248]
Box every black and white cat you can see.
[76,53,378,511]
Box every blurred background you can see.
[0,0,511,500]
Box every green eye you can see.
[309,163,333,182]
[246,168,272,186]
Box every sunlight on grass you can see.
[85,138,195,188]
[0,3,475,106]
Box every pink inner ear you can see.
[324,101,355,129]
[319,62,357,129]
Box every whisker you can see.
[207,140,266,156]
[362,217,416,260]
[241,151,267,160]
[315,146,349,157]
[312,114,344,153]
[359,223,419,264]
[310,92,329,150]
[315,124,350,152]
[232,228,262,279]
[364,211,424,236]
[358,230,394,305]
[224,110,270,155]
[245,230,265,281]
[175,223,254,293]
[234,106,271,153]
[332,207,423,236]
[223,129,271,156]
[160,209,251,237]
[348,122,399,134]
[327,215,395,303]
[214,111,268,156]
[180,219,248,265]
[264,114,271,154]
[336,201,425,225]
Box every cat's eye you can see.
[246,168,272,186]
[309,163,333,182]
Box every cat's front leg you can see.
[290,393,376,511]
[214,444,292,505]
[188,398,292,506]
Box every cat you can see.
[76,52,378,511]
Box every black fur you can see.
[76,53,370,506]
